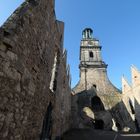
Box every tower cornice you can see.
[79,62,108,69]
[80,46,102,49]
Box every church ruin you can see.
[71,28,139,132]
[0,0,140,140]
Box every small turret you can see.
[82,28,93,39]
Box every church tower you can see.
[80,28,107,69]
[71,28,136,131]
[73,28,120,95]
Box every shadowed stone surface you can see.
[62,129,140,140]
[0,0,71,139]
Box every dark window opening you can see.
[116,122,121,130]
[53,77,57,91]
[89,51,93,58]
[94,119,104,129]
[91,96,105,112]
[93,84,97,89]
[129,99,135,114]
[40,103,52,140]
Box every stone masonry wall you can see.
[0,0,71,139]
[122,66,140,130]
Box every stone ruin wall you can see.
[122,66,140,130]
[72,66,136,131]
[0,0,71,139]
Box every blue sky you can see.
[0,0,140,89]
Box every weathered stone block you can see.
[0,43,7,51]
[6,50,18,61]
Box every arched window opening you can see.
[93,84,97,89]
[40,102,52,140]
[89,51,93,58]
[89,51,94,61]
[129,99,135,114]
[91,96,105,112]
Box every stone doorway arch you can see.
[91,96,105,112]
